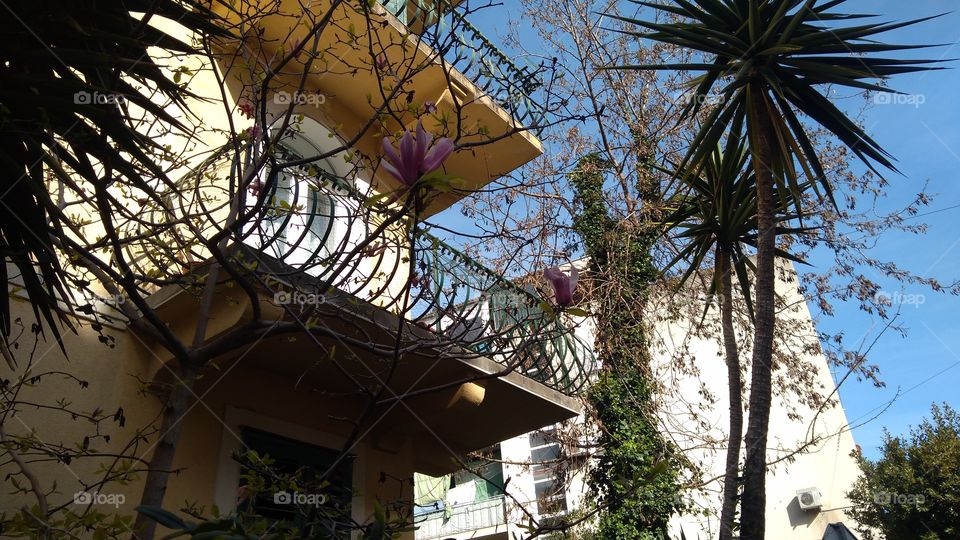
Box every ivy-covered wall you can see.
[570,154,685,539]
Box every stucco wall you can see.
[0,295,417,539]
[449,261,866,540]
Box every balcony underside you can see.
[212,0,543,217]
[142,269,579,475]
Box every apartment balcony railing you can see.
[415,496,507,539]
[379,0,546,132]
[225,138,593,394]
[409,230,595,394]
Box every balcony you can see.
[378,0,546,132]
[415,496,508,540]
[143,178,595,473]
[210,0,546,215]
[148,223,596,394]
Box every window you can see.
[257,143,338,263]
[239,427,353,534]
[529,428,567,516]
[452,445,505,502]
[245,122,353,275]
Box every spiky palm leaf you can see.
[0,1,229,349]
[660,124,813,322]
[608,0,946,202]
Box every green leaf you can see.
[135,506,189,530]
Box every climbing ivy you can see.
[570,154,685,539]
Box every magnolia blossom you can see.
[244,124,262,140]
[248,179,264,197]
[544,265,578,307]
[237,99,255,120]
[381,121,454,187]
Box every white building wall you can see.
[417,261,865,540]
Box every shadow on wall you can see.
[786,496,818,529]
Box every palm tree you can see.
[2,3,228,538]
[608,1,944,536]
[0,1,227,349]
[661,127,809,539]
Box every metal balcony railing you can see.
[194,132,594,395]
[409,230,595,394]
[378,0,546,132]
[238,198,596,394]
[414,496,507,539]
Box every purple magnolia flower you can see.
[248,179,264,197]
[237,99,255,120]
[381,121,454,187]
[544,266,578,307]
[423,100,437,114]
[244,124,262,140]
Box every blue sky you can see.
[459,0,959,459]
[807,0,960,458]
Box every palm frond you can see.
[0,0,230,350]
[613,0,948,206]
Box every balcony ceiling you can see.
[210,0,543,217]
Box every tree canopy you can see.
[848,403,960,540]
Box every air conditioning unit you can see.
[796,487,823,511]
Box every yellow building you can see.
[0,1,594,538]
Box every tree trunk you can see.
[717,247,743,540]
[132,363,199,539]
[740,85,778,540]
[133,265,220,539]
